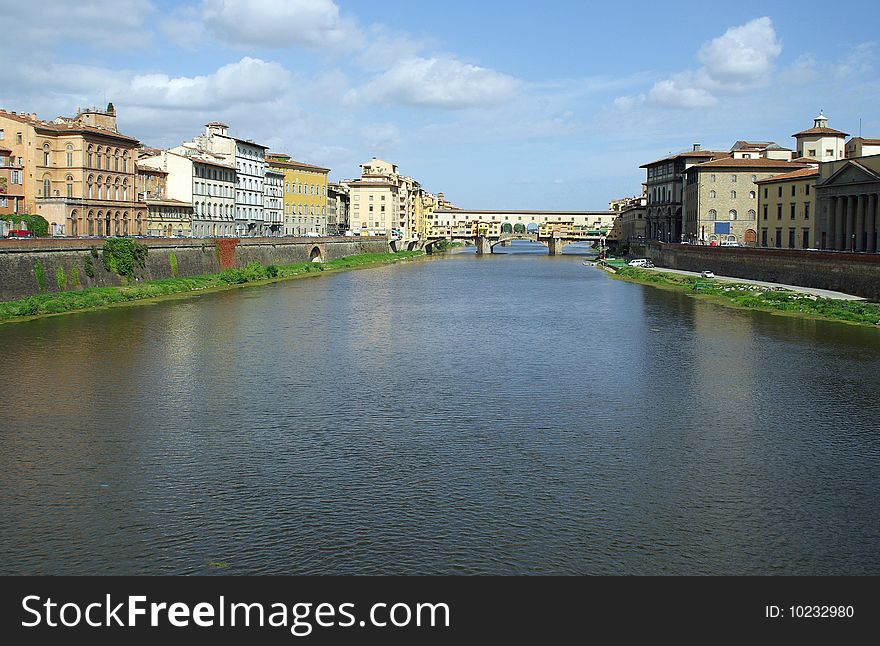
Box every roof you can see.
[791,156,819,163]
[0,109,139,143]
[266,156,330,173]
[691,157,810,169]
[639,150,727,168]
[754,167,819,184]
[0,145,11,153]
[849,137,880,146]
[793,126,848,137]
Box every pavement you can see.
[645,266,865,301]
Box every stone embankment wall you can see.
[631,242,880,301]
[0,237,390,301]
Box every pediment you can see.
[822,161,880,187]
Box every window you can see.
[708,209,717,220]
[803,229,810,248]
[729,210,737,221]
[66,176,73,198]
[763,205,768,220]
[710,174,716,182]
[0,129,3,140]
[42,178,51,197]
[751,175,757,182]
[749,191,756,199]
[709,190,716,199]
[16,132,22,144]
[775,228,782,248]
[43,143,50,166]
[805,184,810,195]
[730,191,736,199]
[731,175,737,182]
[790,203,796,219]
[66,144,73,167]
[804,203,810,220]
[808,149,816,157]
[791,185,796,196]
[788,228,796,249]
[777,205,782,220]
[778,187,782,198]
[826,149,833,157]
[748,209,756,220]
[761,228,768,248]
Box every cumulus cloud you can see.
[347,57,520,109]
[4,0,156,47]
[201,0,362,50]
[616,17,782,110]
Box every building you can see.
[327,181,350,235]
[730,140,793,161]
[617,196,648,243]
[0,145,25,215]
[816,154,880,252]
[348,158,424,239]
[179,123,268,236]
[266,153,330,236]
[756,166,819,249]
[684,157,810,246]
[793,112,847,163]
[428,209,616,237]
[139,148,236,238]
[137,163,193,237]
[263,167,284,236]
[845,137,880,159]
[0,104,142,236]
[640,145,728,243]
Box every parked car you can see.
[700,270,715,278]
[628,258,651,267]
[7,229,34,239]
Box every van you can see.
[628,258,650,267]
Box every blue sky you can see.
[4,0,879,209]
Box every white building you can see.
[793,112,847,162]
[181,122,269,236]
[139,148,236,238]
[264,167,283,236]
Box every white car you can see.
[700,270,715,278]
[628,258,651,267]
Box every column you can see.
[856,194,866,252]
[869,193,879,253]
[827,197,836,249]
[846,195,856,252]
[834,196,844,250]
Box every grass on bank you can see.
[0,251,422,322]
[613,266,880,327]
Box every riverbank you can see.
[0,251,422,324]
[608,265,880,327]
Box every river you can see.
[1,243,879,575]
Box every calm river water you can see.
[1,243,879,575]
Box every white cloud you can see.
[201,0,362,50]
[347,57,520,109]
[616,17,782,110]
[4,0,156,48]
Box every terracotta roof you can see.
[692,157,810,169]
[850,137,880,145]
[640,150,727,168]
[754,167,819,184]
[267,157,330,173]
[791,156,819,163]
[793,126,848,137]
[0,109,139,143]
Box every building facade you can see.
[756,167,818,249]
[264,167,284,236]
[266,153,330,236]
[348,158,425,240]
[140,148,236,238]
[0,145,25,215]
[641,146,727,243]
[137,164,193,237]
[0,105,142,236]
[845,137,880,159]
[816,154,880,252]
[327,181,349,235]
[684,157,810,246]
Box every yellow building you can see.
[756,166,819,249]
[266,153,330,236]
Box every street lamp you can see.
[851,234,855,253]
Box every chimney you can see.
[693,143,701,151]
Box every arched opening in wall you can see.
[501,222,513,234]
[743,229,757,246]
[389,240,399,253]
[407,241,419,251]
[309,246,323,262]
[69,210,78,237]
[513,222,526,234]
[526,222,539,233]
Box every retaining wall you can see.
[633,242,880,301]
[0,237,390,301]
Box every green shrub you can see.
[102,238,149,279]
[34,262,46,293]
[70,266,81,288]
[56,267,67,291]
[169,252,179,277]
[218,268,247,284]
[266,264,279,278]
[84,255,95,278]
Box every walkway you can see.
[646,266,865,301]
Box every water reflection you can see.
[0,252,878,574]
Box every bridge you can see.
[413,230,604,255]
